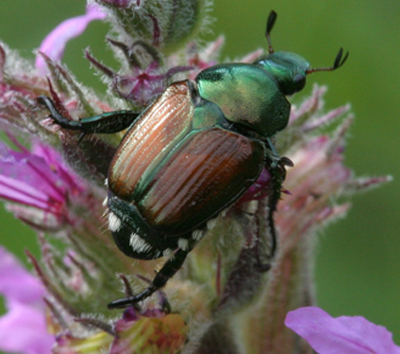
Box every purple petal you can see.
[35,4,106,74]
[0,246,45,304]
[0,300,53,354]
[30,141,84,193]
[0,141,63,201]
[285,306,400,354]
[0,247,53,354]
[0,175,49,209]
[0,141,83,218]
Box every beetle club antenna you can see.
[306,47,349,74]
[265,10,277,54]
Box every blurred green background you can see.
[0,0,399,346]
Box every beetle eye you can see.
[293,73,306,91]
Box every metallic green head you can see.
[256,10,348,96]
[254,52,310,95]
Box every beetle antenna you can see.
[306,47,349,74]
[265,10,277,54]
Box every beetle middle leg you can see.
[254,154,293,270]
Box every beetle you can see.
[38,11,348,310]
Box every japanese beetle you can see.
[38,11,348,310]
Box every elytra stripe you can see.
[108,81,194,200]
[139,128,264,234]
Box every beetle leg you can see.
[255,153,292,270]
[265,138,281,167]
[107,249,189,309]
[106,192,198,308]
[38,95,141,134]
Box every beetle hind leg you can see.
[107,249,189,309]
[107,192,196,308]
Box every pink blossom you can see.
[0,140,84,228]
[285,306,400,354]
[35,4,106,74]
[0,247,53,354]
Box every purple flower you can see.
[285,306,400,354]
[0,247,53,354]
[35,4,106,74]
[111,61,170,107]
[0,140,85,229]
[109,306,186,353]
[85,49,193,107]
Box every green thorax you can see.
[196,63,291,139]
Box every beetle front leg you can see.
[107,249,189,309]
[38,95,141,134]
